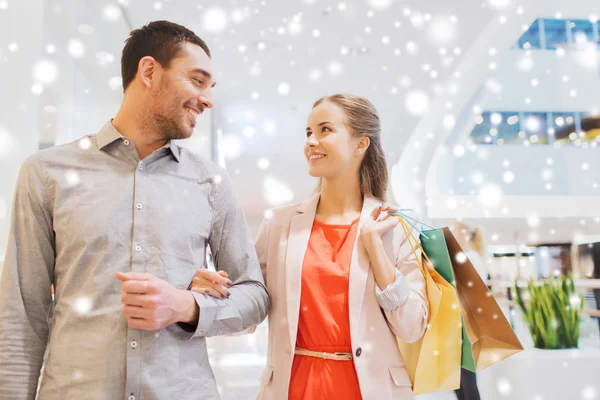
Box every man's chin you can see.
[181,127,194,140]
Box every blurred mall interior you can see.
[1,0,599,399]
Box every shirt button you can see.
[355,347,362,357]
[123,139,130,146]
[131,340,138,349]
[138,164,143,171]
[128,395,136,400]
[135,245,142,252]
[136,203,142,210]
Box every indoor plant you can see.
[514,275,583,349]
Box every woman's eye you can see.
[306,131,312,138]
[195,79,204,86]
[322,126,331,132]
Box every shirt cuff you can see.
[375,270,411,311]
[176,291,219,339]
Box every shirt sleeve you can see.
[0,154,55,399]
[181,171,269,339]
[375,269,411,311]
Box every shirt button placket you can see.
[125,160,145,399]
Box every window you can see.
[470,112,493,144]
[518,20,541,49]
[522,112,549,144]
[468,112,593,146]
[579,112,600,143]
[470,112,523,144]
[543,19,568,49]
[569,19,595,48]
[552,112,576,143]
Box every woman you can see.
[451,220,488,400]
[192,94,428,399]
[451,220,489,283]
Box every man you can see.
[0,20,269,399]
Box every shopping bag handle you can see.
[395,215,435,276]
[387,210,436,231]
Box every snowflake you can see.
[278,82,290,95]
[202,7,228,34]
[257,157,270,170]
[221,135,242,161]
[67,39,86,58]
[108,77,122,91]
[496,378,512,396]
[65,170,81,187]
[582,385,598,400]
[479,184,503,208]
[263,176,294,206]
[503,171,515,184]
[79,137,92,150]
[73,296,93,314]
[212,175,223,185]
[32,60,58,84]
[103,4,122,21]
[242,126,256,138]
[327,61,343,76]
[405,90,429,116]
[263,209,274,220]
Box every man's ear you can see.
[138,56,158,89]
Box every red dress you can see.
[288,218,362,400]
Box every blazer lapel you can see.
[348,196,382,341]
[285,193,320,351]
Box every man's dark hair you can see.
[121,20,211,91]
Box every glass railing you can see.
[469,111,600,147]
[517,18,599,50]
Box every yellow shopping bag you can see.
[395,217,463,395]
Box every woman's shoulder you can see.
[265,196,319,222]
[263,201,305,224]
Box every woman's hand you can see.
[360,204,399,245]
[190,269,233,298]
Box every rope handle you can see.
[388,210,436,231]
[395,215,435,276]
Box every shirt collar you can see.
[96,120,181,163]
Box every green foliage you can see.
[514,276,583,349]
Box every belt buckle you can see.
[322,352,327,360]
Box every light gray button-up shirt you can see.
[0,121,269,400]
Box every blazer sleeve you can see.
[378,226,429,344]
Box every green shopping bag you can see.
[419,228,477,373]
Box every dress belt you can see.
[294,347,353,361]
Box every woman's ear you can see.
[357,136,370,155]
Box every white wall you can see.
[485,50,600,112]
[0,0,45,264]
[436,145,599,196]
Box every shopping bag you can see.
[419,227,477,372]
[441,227,524,371]
[394,217,463,394]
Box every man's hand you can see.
[116,272,199,330]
